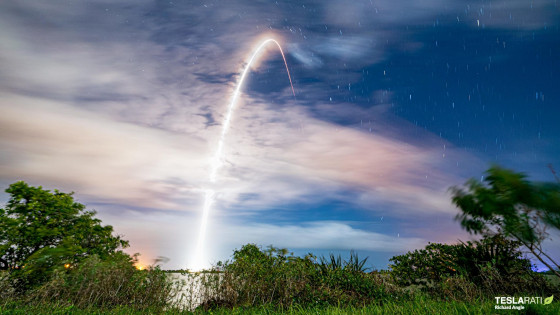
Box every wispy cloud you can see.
[0,95,208,210]
[213,221,427,253]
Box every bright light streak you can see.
[191,38,296,270]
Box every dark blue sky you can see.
[0,0,559,269]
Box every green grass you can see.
[0,302,181,315]
[544,274,560,287]
[193,297,560,315]
[2,296,559,315]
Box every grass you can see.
[196,298,560,315]
[2,295,559,315]
[544,274,560,287]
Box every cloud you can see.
[288,44,324,69]
[0,94,209,210]
[288,35,384,72]
[214,221,426,253]
[0,87,468,218]
[99,207,428,269]
[3,0,530,269]
[195,96,471,218]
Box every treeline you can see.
[0,165,559,313]
[193,239,559,311]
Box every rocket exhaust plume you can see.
[191,38,296,270]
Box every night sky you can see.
[1,0,559,270]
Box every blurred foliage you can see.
[451,165,560,241]
[450,165,560,276]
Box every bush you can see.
[0,253,184,312]
[201,244,316,308]
[198,244,403,310]
[436,275,480,302]
[389,234,555,296]
[475,263,556,296]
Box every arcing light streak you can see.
[192,39,296,270]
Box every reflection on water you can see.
[167,272,223,311]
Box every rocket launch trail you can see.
[192,38,295,270]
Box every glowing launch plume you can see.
[192,38,296,270]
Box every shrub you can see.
[475,263,557,296]
[18,252,182,312]
[437,275,480,302]
[206,244,315,308]
[198,244,402,310]
[389,234,555,296]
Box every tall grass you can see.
[0,253,187,313]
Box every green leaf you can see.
[544,295,553,305]
[1,181,129,289]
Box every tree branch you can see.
[511,234,560,279]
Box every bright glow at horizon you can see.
[191,38,296,270]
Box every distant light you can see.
[64,263,71,269]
